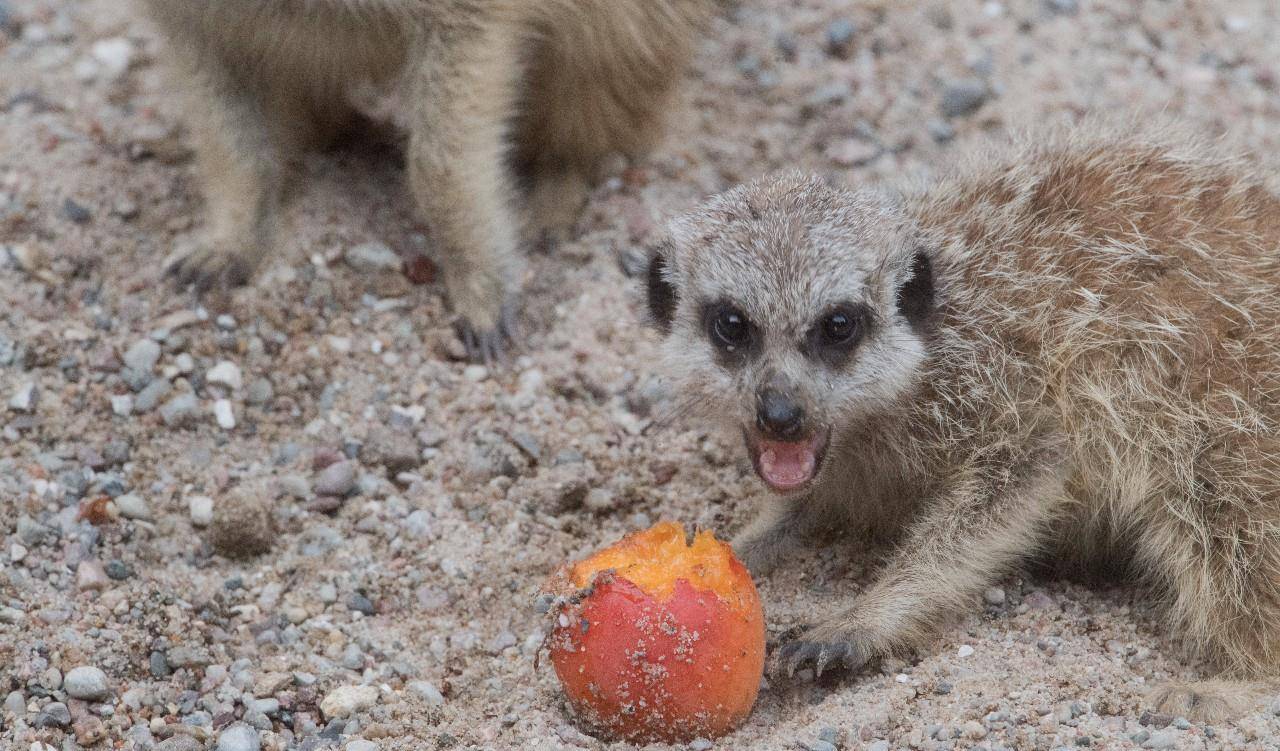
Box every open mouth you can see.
[744,428,830,494]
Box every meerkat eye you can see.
[805,304,868,365]
[821,310,858,344]
[712,307,751,349]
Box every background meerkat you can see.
[644,128,1280,722]
[143,0,712,361]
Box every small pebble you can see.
[76,560,110,590]
[316,461,357,496]
[133,378,171,411]
[347,593,376,615]
[983,587,1006,605]
[63,665,111,701]
[189,495,214,527]
[826,18,856,58]
[213,398,236,429]
[160,392,200,427]
[63,198,91,223]
[1046,0,1079,15]
[320,685,379,719]
[939,78,990,118]
[216,722,261,751]
[345,241,400,272]
[406,681,444,706]
[35,702,71,728]
[1142,730,1178,749]
[956,644,975,658]
[8,381,37,412]
[123,339,161,374]
[113,492,152,520]
[206,360,243,391]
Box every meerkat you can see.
[643,128,1280,722]
[143,0,712,361]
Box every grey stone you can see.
[315,461,357,496]
[35,701,71,727]
[826,18,856,57]
[1046,0,1079,15]
[123,339,161,374]
[166,645,213,668]
[1143,731,1178,749]
[3,690,24,717]
[160,392,200,426]
[17,515,50,546]
[158,737,205,751]
[939,78,990,118]
[64,665,111,701]
[8,381,37,412]
[134,378,172,412]
[245,377,273,405]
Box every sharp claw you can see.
[815,644,843,677]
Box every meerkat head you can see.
[645,172,936,495]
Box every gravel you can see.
[6,2,1280,749]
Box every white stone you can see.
[110,394,134,416]
[113,493,152,521]
[206,361,243,391]
[90,37,134,81]
[319,685,379,719]
[406,680,444,706]
[213,399,236,430]
[956,644,975,658]
[189,496,214,527]
[8,382,37,412]
[344,241,400,272]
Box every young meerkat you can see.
[644,128,1280,721]
[143,0,712,361]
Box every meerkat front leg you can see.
[406,24,525,363]
[733,498,826,577]
[165,61,307,292]
[775,454,1064,677]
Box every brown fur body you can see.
[646,129,1280,721]
[143,0,711,359]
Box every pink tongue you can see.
[757,439,816,489]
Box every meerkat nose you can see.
[756,388,805,439]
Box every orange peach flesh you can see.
[569,521,750,609]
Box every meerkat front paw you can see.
[166,238,260,293]
[454,303,517,365]
[771,622,877,679]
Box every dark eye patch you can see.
[701,300,759,367]
[803,303,870,367]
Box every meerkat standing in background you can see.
[644,128,1280,721]
[143,0,712,361]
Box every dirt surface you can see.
[4,1,1280,749]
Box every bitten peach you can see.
[544,522,765,743]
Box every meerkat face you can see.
[645,173,935,495]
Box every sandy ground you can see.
[4,1,1280,749]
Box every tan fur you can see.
[647,127,1280,722]
[143,0,712,359]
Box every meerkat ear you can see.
[645,240,678,333]
[896,250,935,327]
